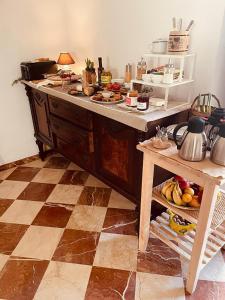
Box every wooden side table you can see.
[137,143,225,294]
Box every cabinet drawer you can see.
[49,95,92,130]
[50,115,94,154]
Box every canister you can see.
[151,39,168,54]
[168,31,190,54]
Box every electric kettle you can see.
[173,117,207,161]
[210,123,225,166]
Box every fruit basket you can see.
[156,177,202,211]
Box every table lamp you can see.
[57,52,75,72]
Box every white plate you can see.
[117,102,161,114]
[90,96,124,105]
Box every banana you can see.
[176,183,183,196]
[173,184,186,206]
[161,181,174,196]
[165,183,175,201]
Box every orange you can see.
[182,193,193,203]
[189,196,201,208]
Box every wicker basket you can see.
[191,94,221,118]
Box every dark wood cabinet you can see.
[93,115,139,197]
[25,85,189,203]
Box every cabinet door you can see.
[93,115,138,196]
[31,90,53,145]
[50,115,94,170]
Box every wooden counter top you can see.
[22,80,190,132]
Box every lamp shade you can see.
[57,52,75,65]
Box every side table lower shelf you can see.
[150,212,225,270]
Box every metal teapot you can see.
[173,117,207,162]
[209,123,225,166]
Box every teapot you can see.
[173,117,207,162]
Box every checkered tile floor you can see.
[0,154,224,299]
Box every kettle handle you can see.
[208,125,219,150]
[173,122,188,149]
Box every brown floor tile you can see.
[17,182,55,202]
[6,167,40,182]
[102,208,138,236]
[32,203,73,228]
[0,199,14,216]
[53,229,100,265]
[185,280,225,300]
[78,187,111,207]
[85,266,136,300]
[137,238,182,277]
[0,257,49,300]
[44,156,70,169]
[0,222,28,255]
[59,170,89,185]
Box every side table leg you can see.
[139,153,154,252]
[186,181,219,294]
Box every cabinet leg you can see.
[36,140,45,161]
[186,182,219,293]
[139,153,154,252]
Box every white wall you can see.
[0,0,68,165]
[0,0,225,165]
[66,0,225,97]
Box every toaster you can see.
[20,60,57,81]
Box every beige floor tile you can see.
[0,180,29,199]
[0,200,43,225]
[85,175,109,188]
[67,205,107,232]
[181,251,225,282]
[108,190,136,210]
[135,272,185,300]
[32,169,65,184]
[94,233,138,271]
[67,162,83,171]
[47,184,83,205]
[13,225,63,260]
[34,261,91,300]
[24,159,48,168]
[0,168,16,180]
[0,254,9,272]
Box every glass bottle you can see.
[163,63,175,84]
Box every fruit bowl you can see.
[158,178,202,211]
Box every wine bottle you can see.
[98,57,104,85]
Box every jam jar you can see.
[137,93,149,111]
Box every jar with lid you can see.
[101,70,112,86]
[137,92,149,111]
[136,57,147,80]
[163,63,175,84]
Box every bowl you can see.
[142,74,151,82]
[102,91,113,98]
[111,78,124,84]
[150,73,163,84]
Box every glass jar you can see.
[163,63,175,84]
[137,92,149,111]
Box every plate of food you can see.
[90,92,124,104]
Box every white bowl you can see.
[102,91,113,98]
[142,74,151,82]
[151,74,163,84]
[111,78,124,84]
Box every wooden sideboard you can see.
[25,85,189,203]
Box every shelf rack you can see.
[137,142,225,294]
[131,53,196,109]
